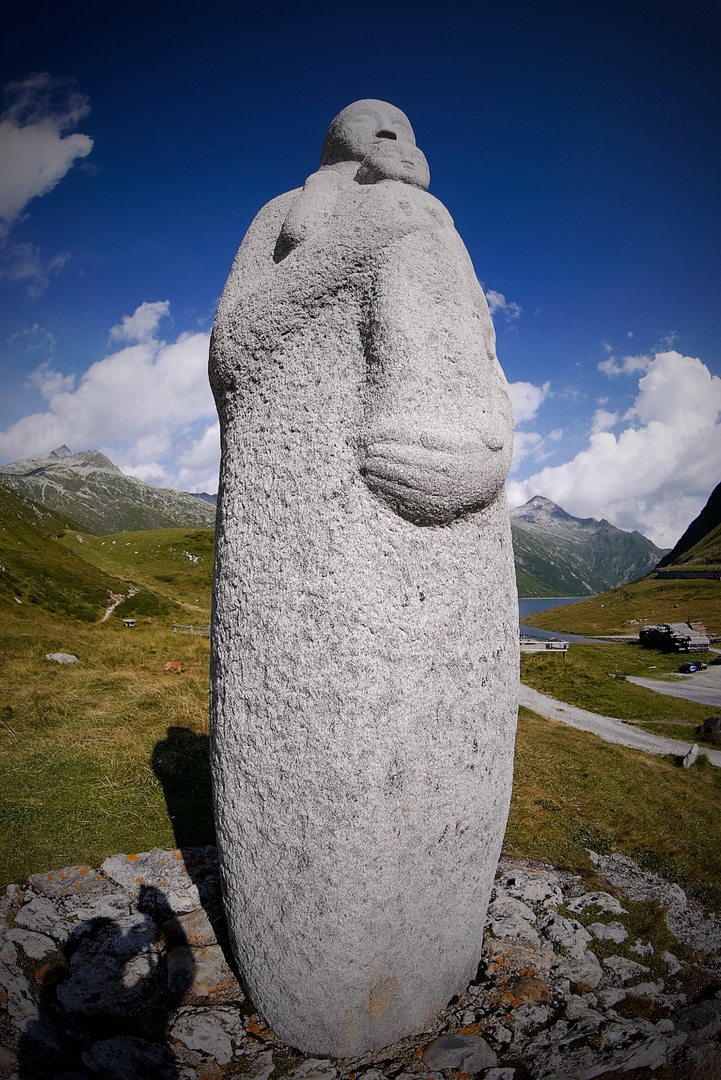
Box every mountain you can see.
[656,482,721,568]
[0,484,127,620]
[187,491,218,506]
[0,446,217,536]
[511,496,668,597]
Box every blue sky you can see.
[0,0,719,546]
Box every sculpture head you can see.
[320,99,416,164]
[321,99,429,191]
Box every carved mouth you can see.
[360,433,507,526]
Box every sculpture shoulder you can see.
[230,188,302,269]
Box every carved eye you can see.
[376,129,397,140]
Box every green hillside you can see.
[668,521,721,569]
[658,481,721,568]
[0,486,128,622]
[58,527,214,616]
[521,575,721,636]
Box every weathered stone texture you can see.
[209,99,519,1055]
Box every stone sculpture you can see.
[209,99,519,1057]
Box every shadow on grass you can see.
[152,726,216,848]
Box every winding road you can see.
[518,683,721,767]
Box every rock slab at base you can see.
[3,849,721,1078]
[209,98,519,1057]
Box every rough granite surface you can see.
[208,99,519,1055]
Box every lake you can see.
[518,597,589,617]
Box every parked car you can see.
[678,662,698,673]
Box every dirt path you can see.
[518,682,721,767]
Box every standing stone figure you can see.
[209,100,519,1056]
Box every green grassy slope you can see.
[658,480,721,568]
[58,527,214,617]
[521,576,721,636]
[0,486,127,622]
[671,521,721,567]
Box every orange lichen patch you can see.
[46,875,55,882]
[126,854,138,861]
[459,1023,482,1035]
[35,963,62,987]
[367,978,398,1020]
[58,872,68,879]
[160,861,166,866]
[79,867,88,877]
[60,888,68,894]
[73,882,80,889]
[159,880,167,887]
[135,877,143,884]
[246,1019,263,1035]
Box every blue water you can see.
[518,596,588,617]
[518,596,607,643]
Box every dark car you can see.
[678,662,698,673]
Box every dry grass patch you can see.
[507,708,721,909]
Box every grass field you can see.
[520,576,721,636]
[508,708,721,911]
[2,515,720,917]
[521,641,718,744]
[2,600,720,914]
[0,609,213,887]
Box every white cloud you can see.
[486,289,522,323]
[511,430,543,471]
[0,302,219,492]
[507,351,721,547]
[598,353,651,377]
[590,408,619,434]
[0,242,71,296]
[509,380,550,424]
[0,73,93,238]
[26,360,75,398]
[110,301,170,344]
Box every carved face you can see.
[320,99,416,166]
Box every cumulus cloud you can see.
[598,352,651,377]
[110,301,170,344]
[0,302,219,492]
[0,73,93,238]
[486,289,522,323]
[590,408,619,434]
[509,380,549,424]
[507,350,721,547]
[507,380,553,470]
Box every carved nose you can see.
[376,129,397,139]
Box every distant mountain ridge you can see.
[511,496,668,597]
[0,446,216,536]
[657,481,721,569]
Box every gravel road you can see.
[518,683,721,767]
